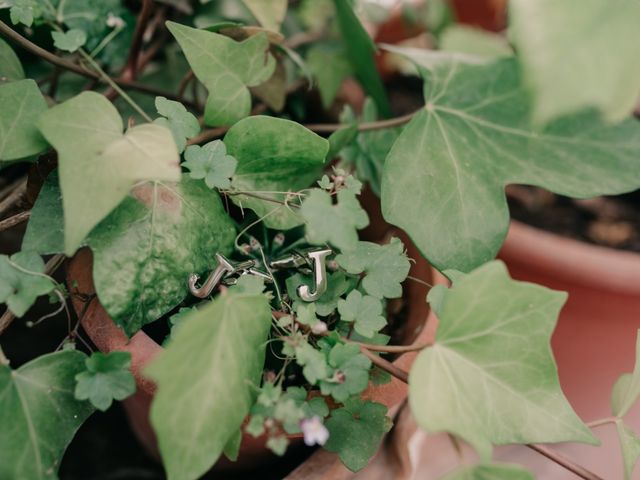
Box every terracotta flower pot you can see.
[496,220,640,478]
[67,234,434,474]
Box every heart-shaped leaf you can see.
[146,287,272,480]
[225,116,329,229]
[87,176,236,336]
[0,38,25,82]
[38,91,181,255]
[0,79,48,162]
[0,350,95,480]
[166,22,275,127]
[409,261,597,459]
[381,56,640,272]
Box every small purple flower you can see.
[300,416,329,446]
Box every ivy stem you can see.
[586,417,617,428]
[0,210,30,232]
[526,444,603,480]
[78,49,152,122]
[122,0,154,80]
[0,20,181,101]
[303,109,419,134]
[359,347,409,383]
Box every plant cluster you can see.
[1,1,640,479]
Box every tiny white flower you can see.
[311,320,328,335]
[300,416,329,446]
[106,13,125,28]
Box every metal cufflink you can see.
[188,253,271,298]
[269,248,332,302]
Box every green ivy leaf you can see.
[336,237,410,299]
[307,43,353,109]
[0,38,25,82]
[510,0,640,124]
[38,91,181,255]
[332,0,390,116]
[611,330,640,417]
[409,261,597,460]
[439,25,512,59]
[225,115,329,229]
[319,343,371,402]
[9,0,50,27]
[381,56,640,272]
[74,352,136,411]
[0,79,48,162]
[0,351,95,480]
[166,21,275,127]
[51,29,87,53]
[301,189,369,252]
[22,171,65,255]
[146,287,271,480]
[241,0,287,32]
[295,302,319,326]
[324,399,391,471]
[87,176,236,336]
[615,420,640,480]
[0,251,55,317]
[338,99,401,196]
[440,463,534,480]
[183,140,237,189]
[154,96,200,153]
[337,290,386,339]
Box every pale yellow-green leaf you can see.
[241,0,287,32]
[615,419,640,480]
[37,92,180,255]
[611,330,640,417]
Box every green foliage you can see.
[306,43,353,109]
[331,0,390,116]
[319,343,371,402]
[409,261,596,460]
[38,91,181,255]
[88,176,236,336]
[225,115,329,229]
[381,56,640,272]
[154,97,200,153]
[0,79,48,162]
[0,351,95,480]
[241,0,287,32]
[510,0,640,124]
[22,171,66,255]
[337,290,386,339]
[183,140,237,189]
[0,38,25,82]
[439,25,512,59]
[51,29,87,52]
[441,463,534,480]
[0,251,55,317]
[615,420,640,480]
[146,286,271,480]
[286,271,354,316]
[301,189,369,252]
[74,351,136,411]
[336,237,410,299]
[324,399,392,472]
[611,330,640,417]
[294,340,330,384]
[166,22,275,126]
[337,99,401,196]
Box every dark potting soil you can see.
[506,185,640,252]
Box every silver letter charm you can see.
[296,249,332,302]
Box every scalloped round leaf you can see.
[381,57,640,273]
[409,261,597,460]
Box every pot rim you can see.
[500,220,640,295]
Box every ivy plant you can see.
[0,1,639,479]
